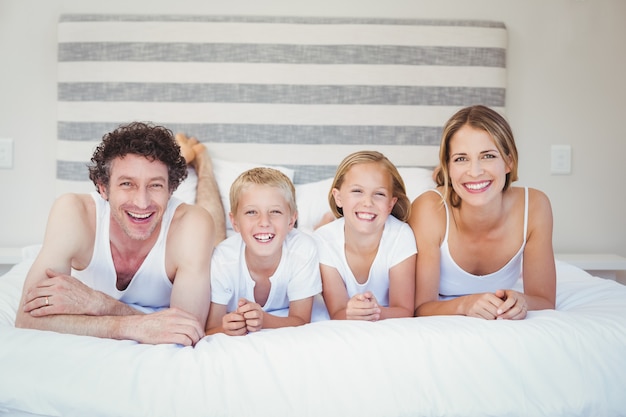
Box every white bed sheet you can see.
[1,256,625,417]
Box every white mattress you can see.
[1,255,625,417]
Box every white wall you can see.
[1,0,625,256]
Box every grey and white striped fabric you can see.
[56,14,506,193]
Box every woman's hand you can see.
[462,290,527,320]
[494,289,528,320]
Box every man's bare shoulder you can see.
[28,193,97,277]
[165,202,215,277]
[48,193,97,245]
[168,202,215,247]
[172,201,214,225]
[51,193,96,221]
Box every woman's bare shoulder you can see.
[511,187,553,228]
[513,186,552,209]
[409,188,446,241]
[411,188,444,208]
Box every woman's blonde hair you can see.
[328,150,410,221]
[435,105,519,207]
[230,167,297,215]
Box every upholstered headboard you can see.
[56,15,506,194]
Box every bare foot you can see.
[190,141,210,172]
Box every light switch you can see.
[551,145,571,175]
[0,138,13,169]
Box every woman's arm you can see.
[408,191,487,317]
[519,188,557,310]
[408,192,449,316]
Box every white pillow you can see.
[295,177,334,233]
[293,167,435,233]
[173,158,295,230]
[397,167,436,201]
[172,166,198,205]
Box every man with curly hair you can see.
[15,122,218,346]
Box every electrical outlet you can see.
[551,145,571,175]
[0,138,13,169]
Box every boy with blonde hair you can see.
[205,167,322,335]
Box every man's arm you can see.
[166,203,216,331]
[22,268,141,317]
[16,194,206,345]
[16,195,137,329]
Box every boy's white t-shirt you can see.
[210,228,322,313]
[314,216,417,307]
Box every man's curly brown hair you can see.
[88,121,187,193]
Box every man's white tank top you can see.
[435,188,528,299]
[72,192,182,309]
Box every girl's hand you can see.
[346,291,381,321]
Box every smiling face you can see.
[331,162,397,235]
[447,124,511,205]
[230,183,296,261]
[98,154,171,242]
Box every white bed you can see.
[2,14,625,417]
[1,253,626,417]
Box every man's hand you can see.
[23,269,106,316]
[124,307,206,346]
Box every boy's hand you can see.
[237,298,264,333]
[222,311,248,336]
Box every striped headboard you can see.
[56,14,506,194]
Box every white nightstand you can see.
[555,253,626,280]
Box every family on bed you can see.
[14,105,556,346]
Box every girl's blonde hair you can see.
[230,167,297,215]
[435,105,519,208]
[328,150,410,221]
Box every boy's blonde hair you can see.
[328,150,410,222]
[229,167,297,215]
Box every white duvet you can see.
[1,256,625,417]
